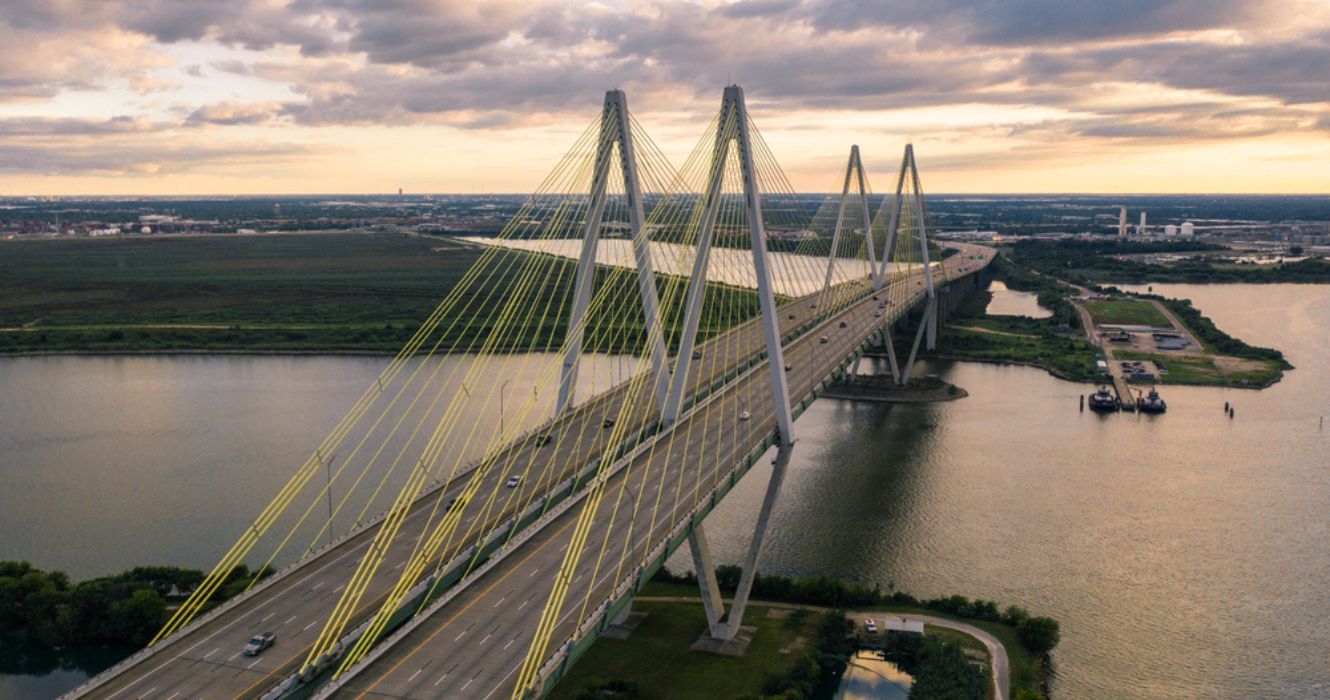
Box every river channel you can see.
[2,284,1327,698]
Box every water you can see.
[687,283,1330,699]
[461,237,926,297]
[836,651,911,699]
[985,279,1051,318]
[0,353,633,581]
[2,285,1328,698]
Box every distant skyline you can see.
[1,0,1329,195]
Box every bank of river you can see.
[2,284,1328,698]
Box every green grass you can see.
[551,593,1041,700]
[0,232,472,352]
[547,600,819,700]
[1082,299,1171,327]
[1114,350,1283,387]
[933,325,1102,382]
[0,232,762,354]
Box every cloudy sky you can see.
[2,0,1328,194]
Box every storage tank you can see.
[1181,221,1195,236]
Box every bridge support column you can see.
[901,296,935,386]
[882,322,901,382]
[925,288,939,351]
[690,444,793,642]
[688,524,727,636]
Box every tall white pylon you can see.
[556,89,672,415]
[662,86,795,442]
[680,85,795,642]
[888,143,937,385]
[820,145,881,305]
[513,87,800,696]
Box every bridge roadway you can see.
[327,247,992,699]
[74,268,899,700]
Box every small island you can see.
[824,373,968,403]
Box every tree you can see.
[107,588,166,646]
[908,637,985,699]
[1003,605,1029,625]
[1017,616,1061,655]
[1290,245,1304,255]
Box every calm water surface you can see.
[2,285,1328,698]
[835,651,911,700]
[985,280,1051,317]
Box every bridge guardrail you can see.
[69,256,986,700]
[524,264,994,696]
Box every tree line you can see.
[0,561,270,649]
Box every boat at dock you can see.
[1139,387,1167,413]
[1088,386,1118,412]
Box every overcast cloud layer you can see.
[0,0,1327,192]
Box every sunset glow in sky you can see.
[2,0,1329,195]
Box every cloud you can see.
[1,0,1327,184]
[0,137,321,175]
[0,116,165,137]
[809,0,1268,46]
[186,101,287,126]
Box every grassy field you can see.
[933,324,1102,382]
[1114,349,1283,387]
[0,232,760,354]
[548,600,820,700]
[1082,298,1171,327]
[553,586,1041,700]
[0,232,472,353]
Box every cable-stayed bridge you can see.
[66,85,994,700]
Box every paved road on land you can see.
[634,596,1011,700]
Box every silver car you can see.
[244,631,275,656]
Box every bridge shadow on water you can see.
[666,356,953,589]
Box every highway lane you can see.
[329,252,990,699]
[72,267,879,700]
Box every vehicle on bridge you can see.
[244,632,275,656]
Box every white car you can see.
[244,632,275,656]
[738,409,751,421]
[864,619,878,634]
[505,475,522,488]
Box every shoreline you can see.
[0,348,402,358]
[921,353,1283,390]
[0,349,1286,389]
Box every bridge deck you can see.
[327,247,991,699]
[76,246,991,700]
[74,270,889,700]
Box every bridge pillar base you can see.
[691,625,757,656]
[603,608,648,640]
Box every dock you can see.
[1109,362,1138,411]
